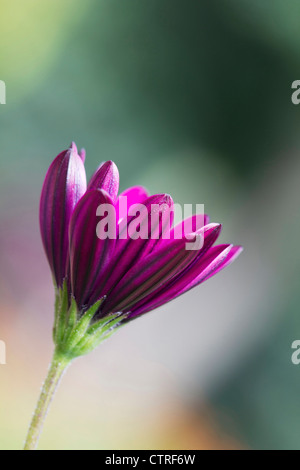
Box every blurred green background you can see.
[1,0,300,450]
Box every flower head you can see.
[40,143,242,358]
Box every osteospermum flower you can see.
[24,143,242,450]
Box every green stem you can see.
[23,351,71,450]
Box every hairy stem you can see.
[23,351,71,450]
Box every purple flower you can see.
[23,142,243,452]
[40,143,242,355]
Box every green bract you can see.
[53,281,127,359]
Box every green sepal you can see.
[71,312,127,357]
[53,284,127,359]
[86,312,124,335]
[64,298,103,350]
[62,297,78,342]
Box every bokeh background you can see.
[1,0,300,450]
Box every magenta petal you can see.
[79,148,86,163]
[177,244,234,292]
[117,193,174,251]
[200,245,243,283]
[88,161,119,202]
[69,189,116,308]
[170,213,210,239]
[101,234,201,315]
[39,144,87,287]
[69,141,78,153]
[115,185,149,223]
[126,224,222,317]
[133,243,242,318]
[88,194,174,303]
[149,244,243,305]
